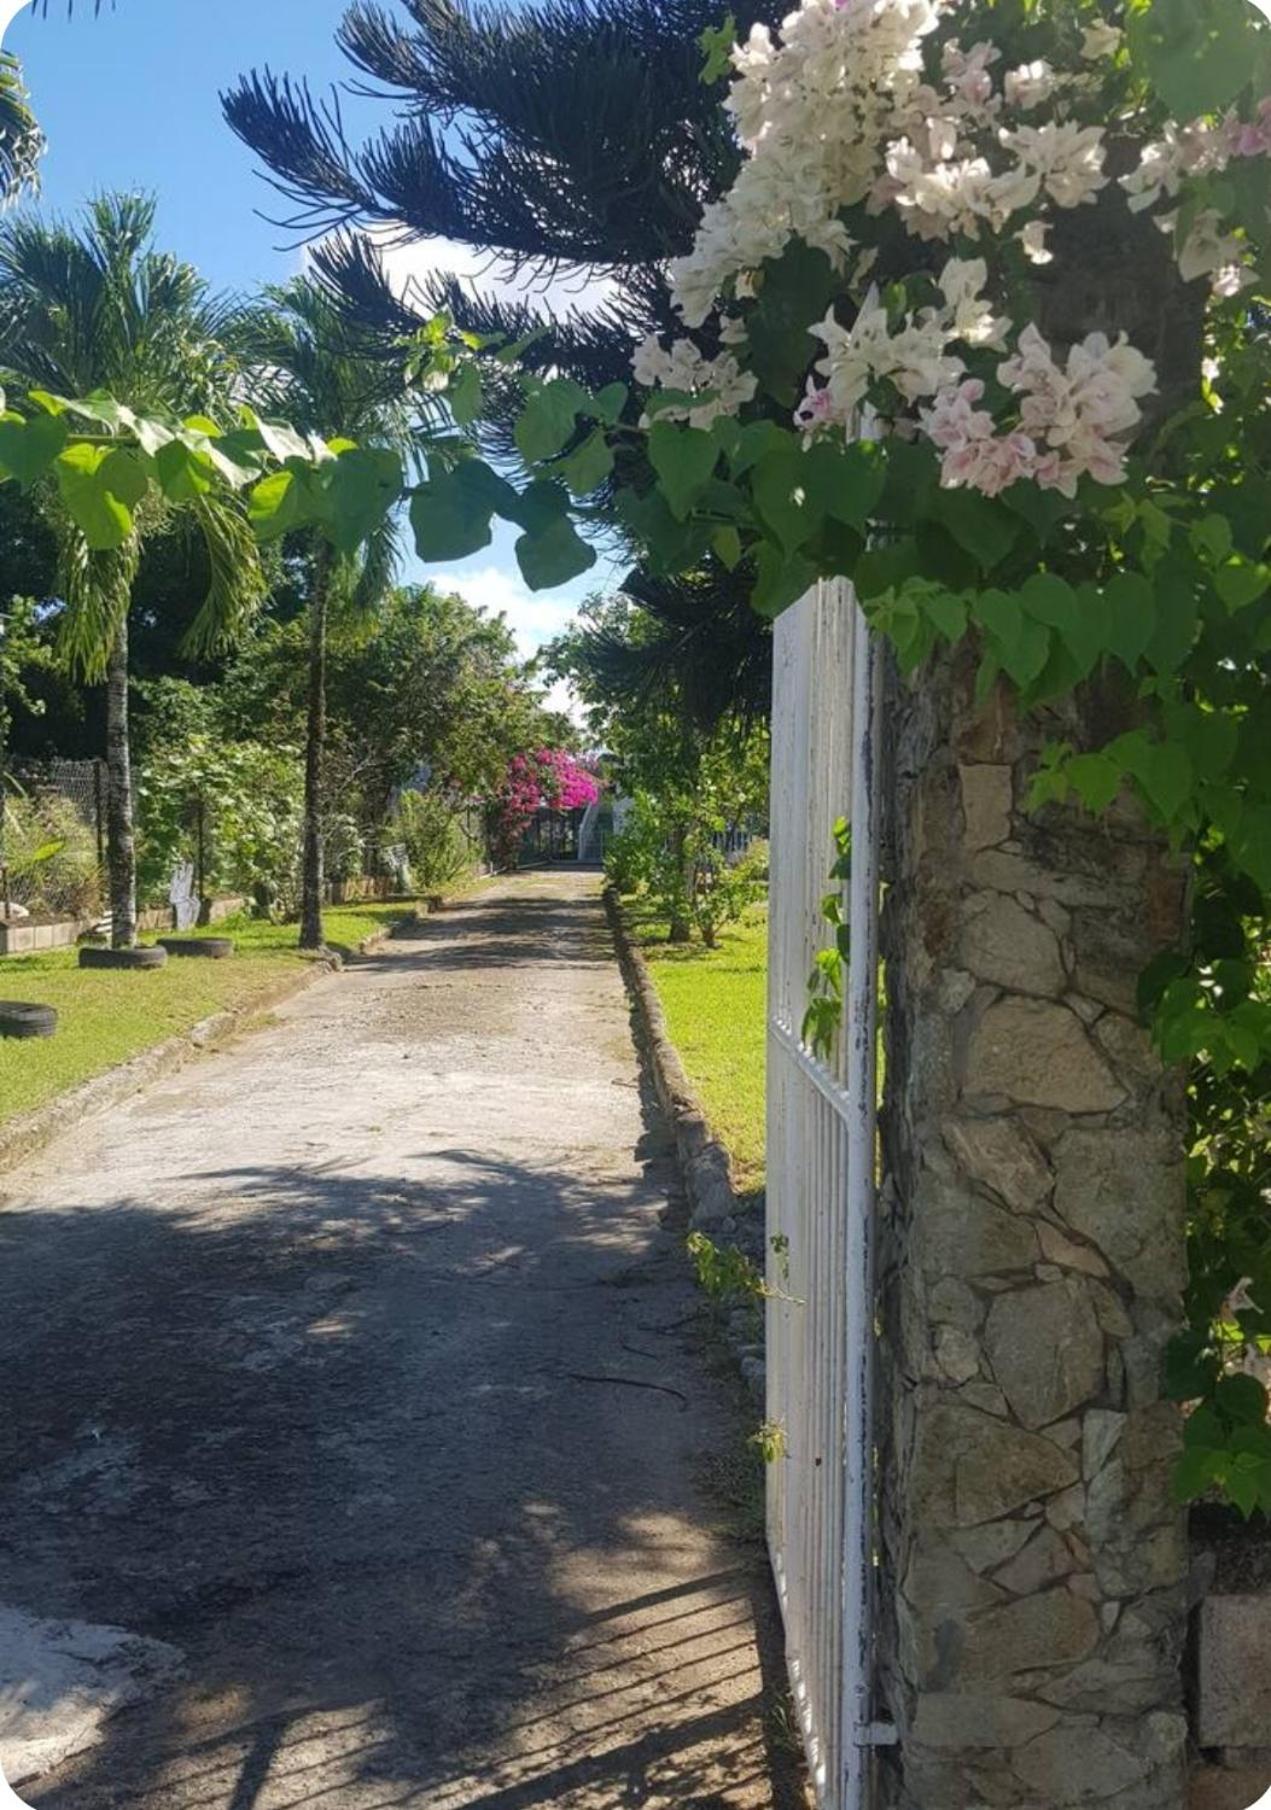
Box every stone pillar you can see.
[876,646,1191,1809]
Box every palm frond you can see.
[0,54,44,209]
[182,494,268,656]
[55,521,139,683]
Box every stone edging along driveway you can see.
[0,914,422,1176]
[603,885,768,1399]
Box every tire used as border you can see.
[78,945,169,971]
[158,937,234,960]
[0,1001,59,1040]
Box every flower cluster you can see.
[796,256,1006,434]
[631,335,757,428]
[921,327,1158,497]
[490,749,601,868]
[634,0,1268,500]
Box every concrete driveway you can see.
[0,872,795,1810]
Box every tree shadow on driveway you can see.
[0,1141,803,1810]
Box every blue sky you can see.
[2,0,606,690]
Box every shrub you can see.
[0,787,101,920]
[391,789,474,893]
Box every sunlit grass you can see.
[0,900,419,1128]
[630,900,768,1192]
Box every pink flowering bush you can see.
[489,748,601,869]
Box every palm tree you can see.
[0,53,43,207]
[233,271,415,949]
[0,193,265,950]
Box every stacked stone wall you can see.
[877,647,1191,1809]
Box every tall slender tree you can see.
[0,194,265,950]
[222,0,783,729]
[233,272,417,949]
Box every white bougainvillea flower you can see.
[1080,20,1123,60]
[1019,218,1054,264]
[1002,121,1108,208]
[1004,60,1059,110]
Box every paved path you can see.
[0,873,794,1810]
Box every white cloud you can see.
[0,2,32,43]
[367,225,618,323]
[431,563,585,723]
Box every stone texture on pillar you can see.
[877,646,1190,1810]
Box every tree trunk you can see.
[105,612,137,952]
[299,548,332,952]
[668,820,693,942]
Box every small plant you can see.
[750,1420,788,1465]
[802,817,852,1060]
[687,1230,767,1304]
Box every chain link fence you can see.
[0,758,106,923]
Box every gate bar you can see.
[840,603,886,1807]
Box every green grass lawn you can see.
[0,900,419,1129]
[631,900,768,1193]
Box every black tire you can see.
[78,945,169,971]
[158,937,234,960]
[0,1000,59,1040]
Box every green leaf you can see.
[247,468,305,542]
[501,476,571,534]
[745,239,837,407]
[515,514,596,591]
[751,446,824,553]
[818,439,887,534]
[590,382,629,425]
[1066,752,1123,815]
[54,442,141,551]
[251,415,314,465]
[729,419,789,478]
[712,525,742,570]
[451,457,524,523]
[972,588,1051,690]
[1216,1372,1270,1428]
[1018,573,1103,677]
[1128,0,1266,119]
[876,438,939,528]
[751,543,816,619]
[410,469,494,561]
[1215,561,1271,613]
[1112,729,1195,825]
[1103,570,1156,673]
[699,11,737,83]
[1228,805,1271,894]
[1190,512,1233,566]
[648,422,719,521]
[1144,568,1199,673]
[515,377,590,464]
[319,447,403,554]
[448,362,484,428]
[1172,1442,1225,1503]
[923,587,967,644]
[0,411,69,488]
[155,438,215,503]
[558,428,614,497]
[932,489,1021,575]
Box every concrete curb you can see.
[0,911,425,1177]
[603,885,742,1234]
[603,887,768,1400]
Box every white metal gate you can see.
[766,579,885,1810]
